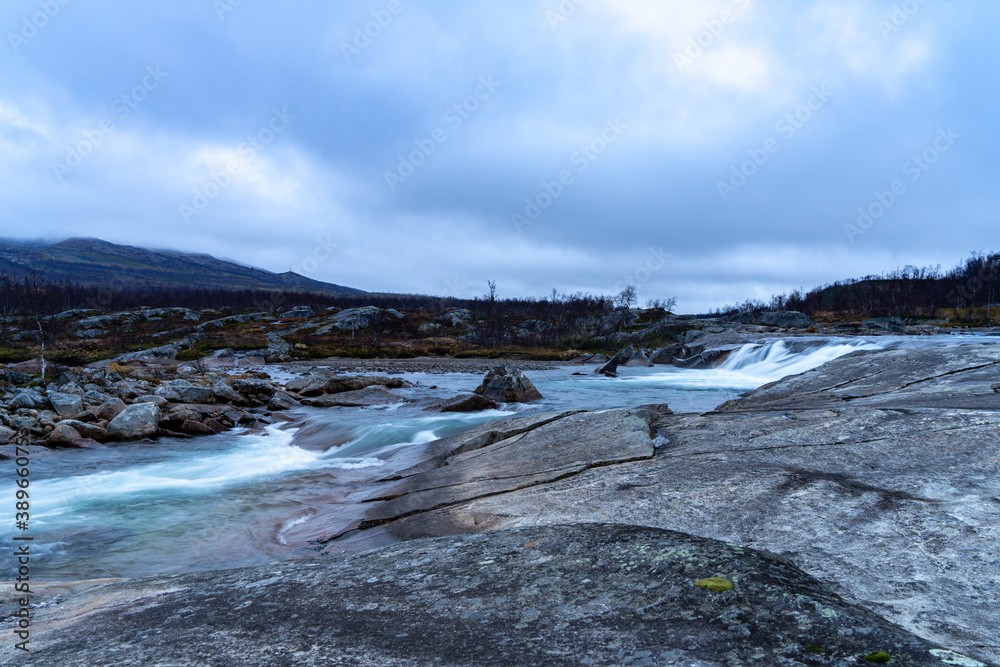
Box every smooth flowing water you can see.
[6,334,998,581]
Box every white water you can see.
[6,334,996,580]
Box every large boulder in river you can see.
[473,364,542,403]
[107,403,161,440]
[596,345,634,376]
[623,348,653,367]
[433,394,500,413]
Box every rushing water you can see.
[6,334,998,581]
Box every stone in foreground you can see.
[7,524,974,666]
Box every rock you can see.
[283,306,315,318]
[649,344,686,364]
[230,378,276,399]
[48,392,84,419]
[17,524,969,667]
[82,390,109,405]
[742,311,816,328]
[95,398,127,421]
[623,348,653,367]
[2,370,31,386]
[54,420,107,441]
[267,391,300,411]
[0,444,51,459]
[212,381,244,404]
[473,364,543,403]
[8,389,46,410]
[421,344,1000,664]
[596,345,634,376]
[287,373,404,397]
[330,306,389,331]
[864,316,906,332]
[435,308,473,327]
[8,416,39,432]
[174,385,215,404]
[301,385,405,408]
[133,395,169,409]
[355,409,655,536]
[112,344,180,364]
[0,426,14,444]
[433,394,500,413]
[107,403,162,440]
[179,420,216,436]
[48,423,82,446]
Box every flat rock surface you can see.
[2,524,975,666]
[357,408,657,534]
[357,345,1000,665]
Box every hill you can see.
[0,238,363,295]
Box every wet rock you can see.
[597,345,634,376]
[211,381,244,404]
[473,364,543,403]
[54,420,107,441]
[179,420,216,436]
[433,394,499,413]
[107,403,161,440]
[48,423,82,446]
[267,391,300,411]
[623,348,653,367]
[356,409,655,536]
[301,385,406,408]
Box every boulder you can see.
[864,316,906,332]
[54,420,107,441]
[95,398,128,421]
[267,391,300,411]
[230,378,276,399]
[134,395,169,409]
[48,392,84,419]
[623,348,653,367]
[9,389,46,410]
[748,311,816,328]
[212,381,244,404]
[179,420,217,436]
[301,385,406,408]
[82,390,109,405]
[433,394,500,413]
[113,344,180,364]
[174,385,215,404]
[596,345,634,376]
[473,364,543,403]
[47,423,82,446]
[107,403,161,440]
[283,306,315,318]
[0,426,14,444]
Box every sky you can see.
[1,0,997,313]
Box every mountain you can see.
[0,238,364,295]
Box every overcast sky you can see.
[1,1,997,312]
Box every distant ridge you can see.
[0,237,365,295]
